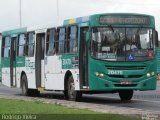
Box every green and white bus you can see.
[1,13,158,101]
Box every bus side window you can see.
[65,27,70,53]
[58,27,66,54]
[1,37,5,57]
[26,32,35,57]
[17,34,26,57]
[3,36,11,58]
[46,29,56,56]
[55,31,59,54]
[69,26,78,53]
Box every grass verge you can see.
[0,98,140,120]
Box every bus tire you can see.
[21,75,30,96]
[118,90,133,101]
[67,75,82,101]
[63,90,68,99]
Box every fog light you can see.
[147,73,151,77]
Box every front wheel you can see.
[118,90,133,101]
[67,76,82,101]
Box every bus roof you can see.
[63,13,154,26]
[2,27,27,37]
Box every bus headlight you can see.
[146,72,155,77]
[146,73,151,77]
[99,73,104,77]
[95,72,104,78]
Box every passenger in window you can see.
[123,39,137,51]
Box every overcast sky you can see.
[0,0,160,33]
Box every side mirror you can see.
[153,30,158,47]
[86,32,91,42]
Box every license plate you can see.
[120,80,132,85]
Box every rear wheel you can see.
[63,90,68,99]
[118,90,133,101]
[21,75,30,96]
[67,76,82,101]
[21,75,40,97]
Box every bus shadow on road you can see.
[81,95,136,104]
[33,92,138,105]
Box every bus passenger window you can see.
[64,27,70,53]
[27,32,35,57]
[69,26,78,53]
[3,37,11,58]
[1,38,5,57]
[41,36,45,59]
[58,27,66,54]
[54,32,59,54]
[17,34,26,56]
[46,29,56,56]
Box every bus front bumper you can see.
[89,75,157,91]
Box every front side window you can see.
[69,26,78,53]
[91,27,154,61]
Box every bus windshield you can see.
[91,27,154,61]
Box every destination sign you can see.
[99,15,150,25]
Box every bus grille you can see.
[114,84,137,87]
[108,75,143,78]
[106,66,146,70]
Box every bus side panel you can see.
[72,72,80,90]
[45,56,64,90]
[44,55,80,90]
[2,68,10,87]
[25,57,36,89]
[15,57,36,89]
[15,67,22,88]
[1,58,11,87]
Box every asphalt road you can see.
[0,81,160,113]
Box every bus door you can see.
[35,32,45,88]
[10,37,17,87]
[79,27,89,89]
